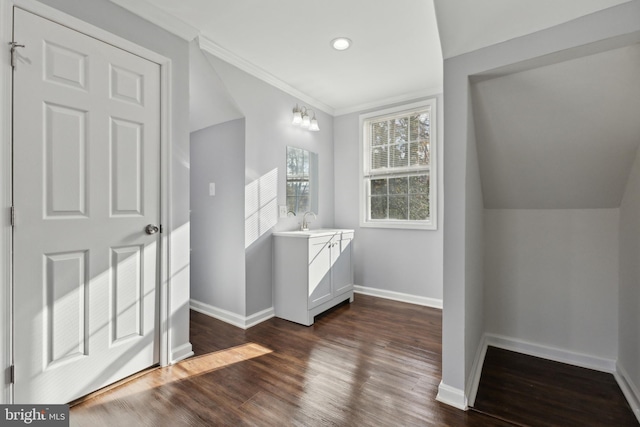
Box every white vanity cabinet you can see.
[273,229,354,326]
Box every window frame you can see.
[359,99,437,230]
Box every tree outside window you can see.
[361,99,436,230]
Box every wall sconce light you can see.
[292,104,319,132]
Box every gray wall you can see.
[203,53,335,316]
[464,102,484,386]
[619,148,640,406]
[333,96,444,300]
[190,119,246,315]
[441,0,640,403]
[485,209,619,360]
[34,0,191,361]
[441,51,475,395]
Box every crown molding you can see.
[109,0,199,41]
[334,86,443,116]
[198,35,334,115]
[111,0,437,118]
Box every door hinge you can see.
[10,206,15,227]
[9,42,25,68]
[9,365,14,384]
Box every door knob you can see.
[145,224,159,235]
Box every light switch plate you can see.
[279,205,288,218]
[209,182,215,196]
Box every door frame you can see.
[0,0,174,404]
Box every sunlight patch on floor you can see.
[77,343,273,407]
[172,343,273,379]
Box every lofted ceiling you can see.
[472,43,640,209]
[189,41,243,132]
[111,0,443,115]
[109,0,640,210]
[433,0,634,59]
[111,0,636,115]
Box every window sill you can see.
[359,220,437,231]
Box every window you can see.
[360,99,436,230]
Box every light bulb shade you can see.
[309,117,320,131]
[301,113,311,128]
[331,37,351,51]
[292,110,302,125]
[292,104,319,131]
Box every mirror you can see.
[286,146,318,215]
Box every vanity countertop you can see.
[272,229,354,238]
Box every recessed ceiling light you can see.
[331,37,351,51]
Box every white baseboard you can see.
[484,333,616,373]
[469,333,638,419]
[467,334,640,422]
[436,381,468,410]
[171,342,194,364]
[353,285,442,309]
[615,362,640,424]
[466,334,489,407]
[245,307,276,329]
[190,299,274,329]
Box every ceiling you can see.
[110,0,634,115]
[434,0,634,59]
[111,0,442,115]
[472,43,640,209]
[111,0,640,210]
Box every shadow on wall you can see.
[245,168,278,248]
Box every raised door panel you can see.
[44,251,89,367]
[308,238,333,309]
[44,104,88,218]
[110,118,143,216]
[332,237,353,296]
[111,246,143,344]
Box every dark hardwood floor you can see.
[69,294,636,426]
[70,295,509,426]
[473,346,638,426]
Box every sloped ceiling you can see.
[433,0,634,58]
[113,0,638,116]
[189,40,243,132]
[112,0,443,115]
[472,43,640,209]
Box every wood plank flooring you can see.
[70,295,509,426]
[69,294,636,426]
[473,346,638,426]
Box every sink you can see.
[272,228,352,238]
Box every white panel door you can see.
[12,8,161,404]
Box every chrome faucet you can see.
[301,211,316,231]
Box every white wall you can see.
[189,41,243,132]
[438,72,486,408]
[619,147,640,409]
[485,209,619,361]
[333,96,444,302]
[202,53,335,316]
[464,100,484,387]
[190,119,246,315]
[440,1,640,408]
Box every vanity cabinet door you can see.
[332,234,353,296]
[308,236,333,308]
